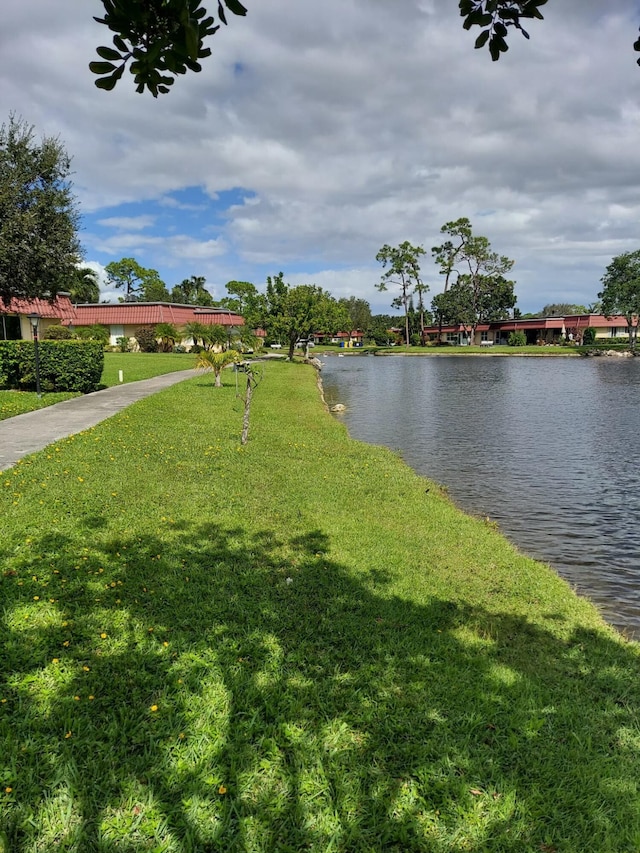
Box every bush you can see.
[44,324,74,340]
[116,336,131,353]
[0,340,104,393]
[581,328,596,345]
[508,331,527,347]
[76,324,110,346]
[135,326,158,353]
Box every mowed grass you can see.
[1,361,640,852]
[100,351,194,386]
[0,352,194,421]
[0,390,81,421]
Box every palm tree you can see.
[202,323,228,351]
[234,328,259,354]
[195,349,239,387]
[155,322,181,352]
[70,267,100,304]
[184,321,208,349]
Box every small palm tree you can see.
[195,349,240,387]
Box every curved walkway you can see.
[0,369,197,472]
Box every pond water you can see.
[320,354,640,637]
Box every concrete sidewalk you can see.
[0,369,197,471]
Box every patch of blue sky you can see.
[80,186,259,289]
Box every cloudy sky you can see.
[2,0,640,312]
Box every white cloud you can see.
[2,0,640,312]
[97,216,156,231]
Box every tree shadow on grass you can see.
[1,521,640,851]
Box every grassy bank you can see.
[1,362,639,852]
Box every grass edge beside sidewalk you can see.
[1,360,639,853]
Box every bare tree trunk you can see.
[241,373,253,445]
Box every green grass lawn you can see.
[0,352,195,421]
[100,351,194,386]
[0,390,81,421]
[1,362,640,851]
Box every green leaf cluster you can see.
[91,0,247,96]
[459,0,548,60]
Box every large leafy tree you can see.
[90,1,640,97]
[375,241,427,348]
[598,250,640,351]
[338,296,372,338]
[219,281,265,329]
[170,275,214,305]
[431,218,515,343]
[0,116,81,306]
[262,273,348,361]
[105,257,169,302]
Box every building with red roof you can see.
[0,297,249,349]
[70,302,245,346]
[0,293,76,340]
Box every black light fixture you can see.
[27,313,41,397]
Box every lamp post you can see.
[27,313,41,397]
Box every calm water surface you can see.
[320,355,640,637]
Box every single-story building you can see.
[69,302,246,347]
[0,294,77,340]
[424,315,634,346]
[0,297,254,350]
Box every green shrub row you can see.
[0,340,104,393]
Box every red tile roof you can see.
[71,303,244,327]
[0,294,76,321]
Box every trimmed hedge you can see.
[0,340,104,393]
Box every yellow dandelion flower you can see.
[218,785,227,795]
[52,658,59,664]
[100,633,107,639]
[150,704,158,712]
[77,477,84,482]
[74,695,80,701]
[63,640,70,647]
[83,666,90,672]
[88,695,95,701]
[33,596,40,601]
[5,787,12,794]
[64,731,72,739]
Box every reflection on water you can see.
[321,355,640,637]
